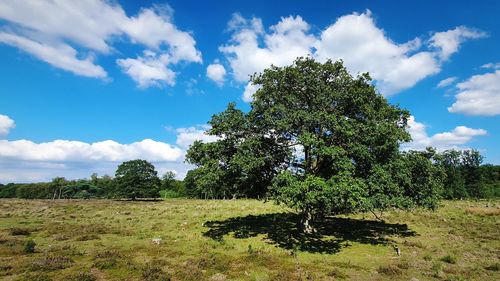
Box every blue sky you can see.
[0,0,499,183]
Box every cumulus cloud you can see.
[402,116,487,151]
[220,14,315,82]
[0,32,107,78]
[429,26,487,60]
[0,116,220,183]
[315,11,439,95]
[175,125,219,149]
[0,138,188,183]
[0,1,201,84]
[206,63,226,86]
[242,83,261,102]
[481,62,500,69]
[219,11,484,100]
[448,70,500,116]
[0,139,183,162]
[0,114,15,136]
[437,76,457,88]
[117,51,175,88]
[122,7,202,63]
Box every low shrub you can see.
[440,255,457,264]
[23,239,36,253]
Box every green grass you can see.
[0,199,498,280]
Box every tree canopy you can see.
[114,159,160,200]
[186,57,444,232]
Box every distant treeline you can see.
[0,171,186,200]
[435,149,500,199]
[0,149,499,200]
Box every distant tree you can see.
[435,150,467,199]
[0,183,17,198]
[50,177,68,199]
[114,160,160,200]
[159,171,186,198]
[160,171,176,190]
[461,149,484,198]
[479,164,500,198]
[186,57,442,232]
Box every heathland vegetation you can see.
[0,58,499,280]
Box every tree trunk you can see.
[302,210,314,234]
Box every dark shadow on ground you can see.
[203,213,416,254]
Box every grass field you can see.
[0,199,498,281]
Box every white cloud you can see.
[0,114,15,136]
[0,32,107,78]
[429,26,487,60]
[437,76,457,88]
[220,11,482,100]
[175,126,219,149]
[0,138,188,183]
[481,62,500,69]
[117,51,175,88]
[0,1,201,84]
[122,7,202,63]
[402,116,487,151]
[0,117,221,182]
[0,139,182,162]
[206,63,226,86]
[315,11,439,95]
[0,159,192,183]
[242,83,261,102]
[448,70,500,116]
[220,14,315,82]
[0,0,125,53]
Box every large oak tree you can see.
[187,57,442,232]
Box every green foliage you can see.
[440,254,457,264]
[159,189,183,199]
[187,57,441,228]
[159,171,186,198]
[114,159,160,199]
[0,183,17,198]
[434,149,499,199]
[23,239,36,253]
[186,102,285,199]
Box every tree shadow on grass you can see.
[203,213,416,254]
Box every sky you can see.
[0,0,499,183]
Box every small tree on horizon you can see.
[114,159,160,200]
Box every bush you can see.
[23,239,36,253]
[440,254,457,264]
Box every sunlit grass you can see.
[0,199,498,280]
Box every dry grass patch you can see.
[464,207,500,216]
